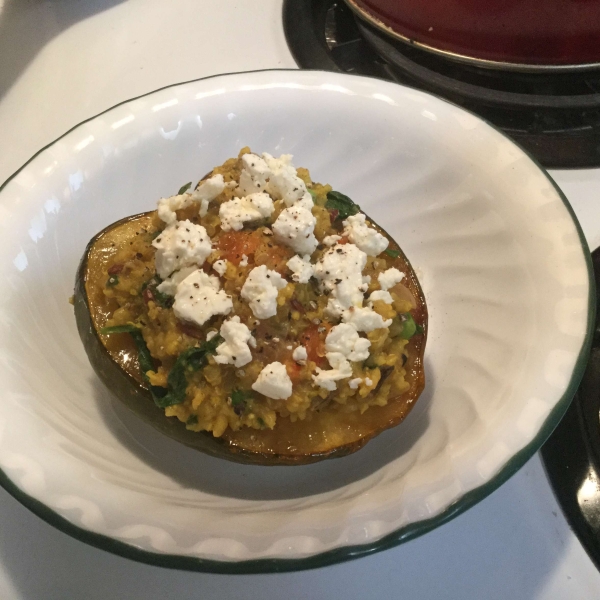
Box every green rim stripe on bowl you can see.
[0,69,594,574]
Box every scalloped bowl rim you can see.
[0,69,593,573]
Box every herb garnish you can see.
[101,324,223,408]
[385,248,400,258]
[106,275,119,287]
[152,335,223,408]
[100,324,155,385]
[230,388,253,415]
[325,190,360,221]
[178,182,192,195]
[141,275,174,308]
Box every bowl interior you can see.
[0,70,591,566]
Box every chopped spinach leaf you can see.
[325,190,360,220]
[307,189,317,203]
[101,325,221,407]
[153,335,223,408]
[416,323,424,334]
[186,415,198,426]
[131,329,155,377]
[100,324,139,335]
[106,275,119,287]
[257,417,266,428]
[385,248,400,258]
[231,389,252,407]
[141,275,174,308]
[178,182,192,195]
[101,325,160,392]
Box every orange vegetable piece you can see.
[217,230,262,265]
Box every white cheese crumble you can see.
[342,213,389,257]
[240,265,288,319]
[212,259,228,277]
[312,324,371,391]
[365,377,373,387]
[325,323,371,362]
[323,234,342,247]
[252,361,293,399]
[292,345,308,364]
[378,267,405,291]
[236,154,270,197]
[156,266,197,296]
[287,254,314,284]
[214,316,256,368]
[152,219,212,279]
[312,352,353,391]
[262,153,313,209]
[236,153,313,210]
[342,306,392,332]
[239,254,248,267]
[157,174,226,224]
[368,290,393,305]
[313,243,367,318]
[219,192,274,231]
[272,205,318,255]
[173,270,233,327]
[206,330,218,341]
[348,378,362,389]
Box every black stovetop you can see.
[542,248,600,572]
[283,0,600,168]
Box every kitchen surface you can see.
[1,0,600,598]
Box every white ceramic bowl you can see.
[0,70,593,572]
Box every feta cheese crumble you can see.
[323,234,342,247]
[157,174,226,224]
[152,219,212,279]
[252,361,293,400]
[156,266,197,296]
[173,270,233,327]
[313,243,367,317]
[287,254,314,283]
[292,345,308,364]
[236,153,270,197]
[212,259,228,277]
[378,267,405,291]
[342,213,388,257]
[348,378,362,389]
[236,153,313,210]
[325,323,371,362]
[368,290,393,305]
[239,254,249,267]
[312,324,371,391]
[241,265,288,319]
[219,192,274,231]
[312,352,353,391]
[272,204,318,255]
[262,153,313,209]
[342,306,392,332]
[214,316,256,368]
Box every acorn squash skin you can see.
[74,213,428,466]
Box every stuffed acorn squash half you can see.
[74,149,427,465]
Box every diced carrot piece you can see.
[217,230,262,265]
